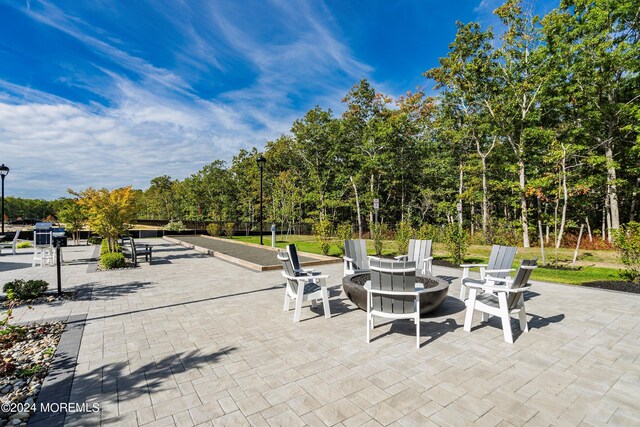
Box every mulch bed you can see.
[351,273,442,289]
[581,281,640,294]
[0,322,65,425]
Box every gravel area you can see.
[0,292,78,309]
[0,322,64,426]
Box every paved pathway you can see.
[2,240,639,426]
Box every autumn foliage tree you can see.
[78,186,137,252]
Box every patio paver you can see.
[1,240,639,426]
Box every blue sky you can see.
[0,0,557,199]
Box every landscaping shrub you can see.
[417,223,440,242]
[488,218,520,246]
[101,252,126,270]
[444,224,469,266]
[613,222,640,283]
[395,220,414,255]
[164,220,185,232]
[371,223,388,256]
[313,219,333,256]
[100,239,121,255]
[335,222,352,256]
[223,222,235,237]
[88,236,102,245]
[16,241,32,249]
[3,279,49,300]
[207,223,222,237]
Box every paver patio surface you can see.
[2,240,640,426]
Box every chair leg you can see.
[498,293,514,344]
[321,286,331,319]
[293,296,303,322]
[366,311,371,343]
[415,311,420,349]
[463,289,477,332]
[481,312,489,323]
[283,292,290,312]
[518,306,528,333]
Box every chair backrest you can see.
[277,252,301,294]
[407,239,432,267]
[507,258,537,309]
[370,257,416,314]
[487,245,517,278]
[345,239,369,270]
[277,252,297,278]
[286,244,303,274]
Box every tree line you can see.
[5,0,639,249]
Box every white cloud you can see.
[0,0,376,198]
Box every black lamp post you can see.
[256,155,266,245]
[0,164,9,234]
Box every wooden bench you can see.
[121,236,153,267]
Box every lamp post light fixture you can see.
[0,164,9,234]
[256,155,266,245]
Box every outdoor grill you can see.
[34,222,67,247]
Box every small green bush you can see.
[417,223,439,242]
[223,222,235,237]
[165,220,185,232]
[371,223,388,256]
[88,236,102,245]
[313,219,333,256]
[101,252,126,269]
[444,224,469,266]
[395,220,414,255]
[613,222,640,283]
[335,222,353,256]
[16,241,32,249]
[3,279,49,300]
[207,223,221,237]
[100,239,121,255]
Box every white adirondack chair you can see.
[343,239,370,276]
[395,239,433,275]
[459,244,517,300]
[0,230,20,255]
[463,258,537,344]
[366,257,431,348]
[278,252,331,322]
[286,244,317,276]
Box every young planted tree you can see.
[56,196,86,244]
[77,187,137,252]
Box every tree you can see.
[78,187,137,252]
[56,195,86,244]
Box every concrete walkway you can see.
[2,240,639,426]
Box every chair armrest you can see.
[459,263,488,268]
[394,255,409,261]
[297,274,329,281]
[343,256,354,262]
[364,282,427,296]
[484,275,513,285]
[484,268,514,275]
[463,280,531,293]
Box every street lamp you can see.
[0,164,9,234]
[256,155,266,245]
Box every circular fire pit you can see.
[342,272,449,315]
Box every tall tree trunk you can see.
[606,187,612,242]
[470,203,475,236]
[519,159,530,247]
[458,164,464,227]
[555,146,568,249]
[369,173,375,226]
[604,142,620,235]
[481,155,489,235]
[351,176,362,238]
[585,217,592,242]
[630,177,640,222]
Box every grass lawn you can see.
[232,234,625,285]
